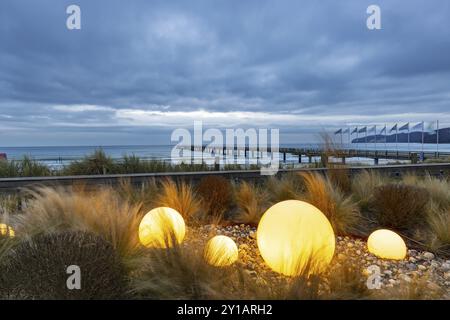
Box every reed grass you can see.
[116,178,159,212]
[425,205,450,255]
[265,173,305,203]
[16,186,144,260]
[62,149,115,175]
[351,170,387,211]
[155,179,201,222]
[196,176,234,222]
[402,174,450,210]
[372,183,430,231]
[234,181,270,226]
[299,172,360,235]
[0,156,51,178]
[0,231,128,299]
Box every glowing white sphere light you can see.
[367,229,407,260]
[204,235,239,267]
[138,207,186,248]
[0,223,15,238]
[257,200,335,276]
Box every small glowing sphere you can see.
[138,207,185,248]
[257,200,335,276]
[0,223,15,238]
[204,235,239,267]
[367,229,407,260]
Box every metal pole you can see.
[348,126,351,149]
[374,125,377,152]
[396,126,398,154]
[365,129,367,151]
[437,120,440,156]
[408,125,410,152]
[421,121,424,153]
[356,126,359,151]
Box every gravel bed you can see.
[186,224,450,298]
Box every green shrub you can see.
[0,156,51,178]
[373,183,429,231]
[120,154,144,173]
[62,149,115,175]
[0,231,128,299]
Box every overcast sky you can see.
[1,0,449,146]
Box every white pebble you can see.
[422,252,435,260]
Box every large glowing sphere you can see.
[257,200,335,276]
[138,207,186,248]
[367,229,407,260]
[0,223,15,238]
[204,235,239,267]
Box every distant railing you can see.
[1,163,449,194]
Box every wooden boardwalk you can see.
[182,145,450,164]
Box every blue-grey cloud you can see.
[0,0,449,145]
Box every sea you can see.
[0,142,449,169]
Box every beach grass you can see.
[0,156,51,178]
[1,169,449,300]
[0,149,263,178]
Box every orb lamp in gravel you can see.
[138,207,185,248]
[204,235,239,267]
[0,223,15,238]
[257,200,335,276]
[367,229,407,260]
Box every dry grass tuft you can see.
[265,173,305,203]
[0,231,128,299]
[131,243,332,300]
[117,178,159,211]
[425,205,450,255]
[327,165,352,194]
[373,183,429,231]
[130,242,242,299]
[403,174,450,210]
[16,186,143,259]
[155,179,201,222]
[374,275,445,300]
[196,176,233,221]
[324,260,372,300]
[0,193,22,215]
[299,172,360,235]
[234,181,270,226]
[351,170,387,211]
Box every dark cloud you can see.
[0,0,449,145]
